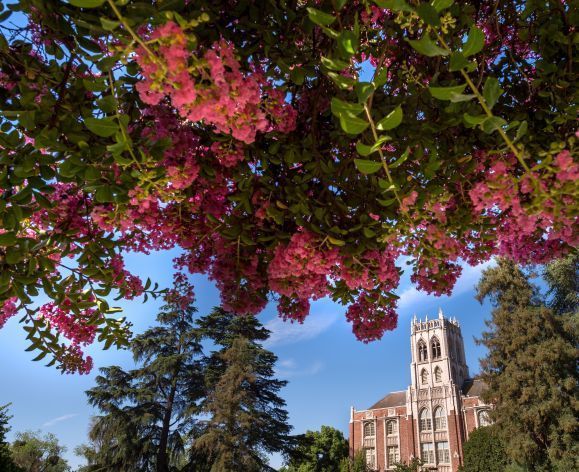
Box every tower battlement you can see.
[411,308,460,334]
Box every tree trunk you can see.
[157,378,178,472]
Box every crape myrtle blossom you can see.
[0,1,577,373]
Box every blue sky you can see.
[0,250,495,470]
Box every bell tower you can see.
[409,308,468,389]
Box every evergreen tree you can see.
[281,425,349,472]
[0,404,20,472]
[543,254,578,316]
[459,425,510,472]
[194,308,293,471]
[476,258,578,471]
[10,431,69,472]
[84,277,205,472]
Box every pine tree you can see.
[476,258,578,471]
[194,308,294,471]
[85,277,205,472]
[0,404,20,472]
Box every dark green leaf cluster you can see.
[476,257,579,471]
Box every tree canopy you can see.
[459,425,511,472]
[10,431,70,472]
[476,258,578,471]
[0,0,577,371]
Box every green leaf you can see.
[416,4,440,26]
[429,84,467,100]
[328,236,346,246]
[336,0,348,9]
[463,113,487,126]
[320,56,349,71]
[354,159,382,174]
[100,17,120,30]
[449,51,469,71]
[69,0,106,7]
[307,7,336,26]
[408,36,449,57]
[94,185,114,203]
[431,0,454,11]
[290,67,305,85]
[482,116,507,134]
[483,77,503,109]
[327,71,356,89]
[390,147,410,168]
[331,98,364,117]
[449,92,476,102]
[338,31,358,56]
[462,26,485,57]
[514,121,528,142]
[85,117,118,137]
[377,197,396,207]
[0,232,17,246]
[355,82,375,103]
[339,114,369,135]
[373,0,412,12]
[376,106,403,131]
[355,142,374,157]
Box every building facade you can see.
[349,310,491,472]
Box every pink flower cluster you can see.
[0,297,18,329]
[135,22,296,144]
[469,152,578,264]
[110,255,144,300]
[346,293,397,343]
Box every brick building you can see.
[349,310,491,471]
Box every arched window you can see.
[420,368,429,384]
[477,410,492,427]
[364,421,375,437]
[434,366,443,382]
[431,336,441,359]
[419,408,432,431]
[386,420,397,436]
[434,406,447,430]
[418,340,428,361]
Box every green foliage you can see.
[0,404,21,472]
[282,425,349,472]
[476,259,579,471]
[391,457,424,471]
[83,284,205,472]
[459,425,510,472]
[194,308,294,472]
[10,431,69,472]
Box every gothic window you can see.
[387,446,399,466]
[436,441,450,463]
[431,336,441,359]
[477,409,492,427]
[363,421,376,448]
[420,442,435,464]
[420,368,428,384]
[434,366,443,382]
[386,420,397,436]
[419,408,432,431]
[434,406,447,430]
[417,340,428,361]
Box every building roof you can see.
[462,378,487,397]
[368,391,406,410]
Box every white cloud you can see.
[397,260,494,316]
[275,358,324,378]
[263,310,338,348]
[42,414,78,428]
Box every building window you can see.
[419,408,432,431]
[434,406,447,430]
[434,366,443,382]
[431,336,441,358]
[420,369,428,384]
[420,442,435,464]
[418,340,428,361]
[387,445,399,466]
[436,441,450,463]
[363,421,375,448]
[478,409,492,427]
[365,448,376,469]
[386,419,397,435]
